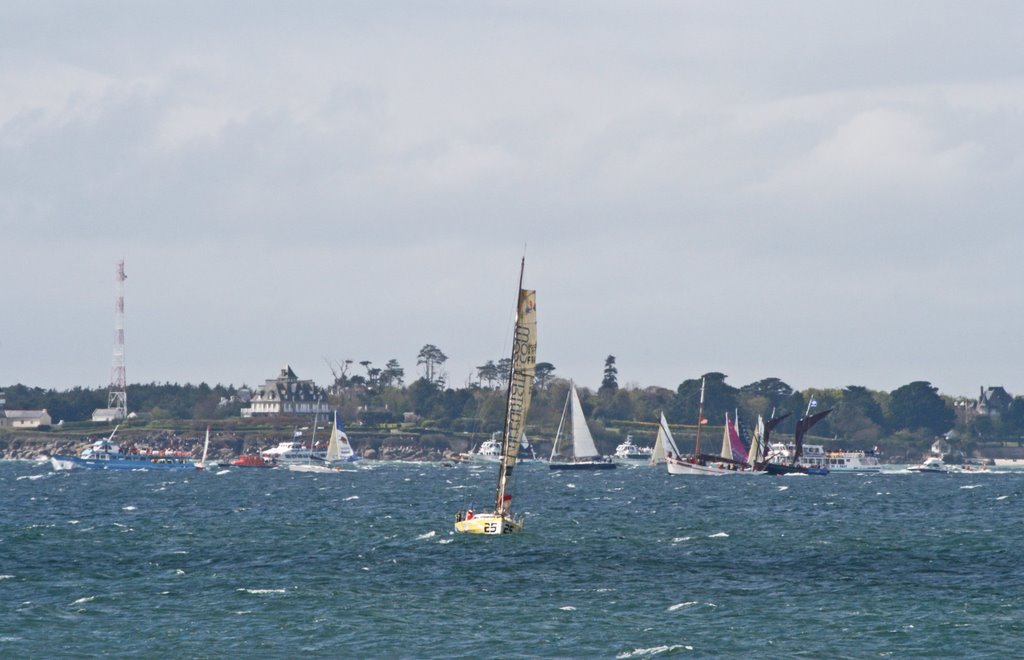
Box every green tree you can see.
[600,355,618,392]
[381,359,405,388]
[417,344,448,386]
[671,372,738,426]
[476,360,499,389]
[888,381,955,436]
[496,358,513,389]
[534,362,556,390]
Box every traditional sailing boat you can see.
[665,376,747,475]
[549,384,616,470]
[749,412,790,470]
[454,260,537,535]
[763,407,832,475]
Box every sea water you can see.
[2,460,1023,657]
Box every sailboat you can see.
[549,384,616,470]
[454,260,537,535]
[649,423,666,466]
[194,425,212,470]
[290,411,352,473]
[665,377,748,475]
[763,407,832,476]
[749,412,790,471]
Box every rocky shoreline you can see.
[0,431,480,463]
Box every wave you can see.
[708,532,729,538]
[667,601,699,611]
[617,644,693,657]
[237,588,286,594]
[417,531,436,540]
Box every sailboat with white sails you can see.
[549,384,615,470]
[289,411,354,473]
[194,425,213,470]
[454,259,537,535]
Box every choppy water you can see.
[2,460,1023,657]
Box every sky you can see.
[2,1,1024,399]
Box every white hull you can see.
[768,442,882,473]
[666,456,746,476]
[289,463,344,473]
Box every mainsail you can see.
[657,412,681,460]
[569,386,600,459]
[325,411,353,463]
[650,421,666,465]
[748,415,765,466]
[494,286,537,512]
[793,408,833,463]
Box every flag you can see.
[809,398,818,409]
[699,417,709,425]
[293,430,303,437]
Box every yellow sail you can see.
[500,289,537,474]
[455,264,535,535]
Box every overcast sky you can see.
[3,2,1023,398]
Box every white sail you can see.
[748,415,765,466]
[650,424,666,465]
[658,413,681,459]
[200,425,210,467]
[720,413,733,460]
[325,411,354,463]
[569,386,600,458]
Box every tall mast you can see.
[694,376,706,455]
[108,259,128,419]
[495,258,526,512]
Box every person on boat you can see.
[466,509,473,520]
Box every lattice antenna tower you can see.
[108,259,128,419]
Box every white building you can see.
[92,407,125,423]
[241,365,331,418]
[2,409,53,429]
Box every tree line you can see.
[4,349,1017,453]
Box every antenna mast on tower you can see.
[108,259,128,419]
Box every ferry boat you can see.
[613,435,652,462]
[467,432,540,463]
[50,426,196,471]
[767,442,881,473]
[260,440,325,466]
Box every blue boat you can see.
[50,426,197,472]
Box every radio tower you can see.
[108,259,128,419]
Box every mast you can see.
[201,425,210,466]
[550,384,571,462]
[694,376,706,455]
[495,258,528,513]
[308,396,321,464]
